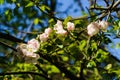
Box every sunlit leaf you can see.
[79,40,87,51]
[116,43,120,49]
[25,2,34,7]
[105,64,112,70]
[40,5,50,11]
[87,60,96,68]
[0,0,4,4]
[57,45,63,49]
[34,18,39,25]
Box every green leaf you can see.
[96,49,108,62]
[62,56,69,61]
[79,40,87,51]
[0,0,4,4]
[34,18,39,25]
[116,43,120,49]
[57,45,63,48]
[16,3,20,7]
[91,41,97,50]
[40,5,50,11]
[57,50,64,55]
[118,20,120,27]
[25,2,34,7]
[11,0,16,2]
[63,16,72,25]
[87,60,96,68]
[105,64,112,70]
[47,65,60,74]
[5,10,9,15]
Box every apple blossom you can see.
[99,21,109,30]
[16,43,40,64]
[54,20,63,31]
[56,29,68,35]
[67,22,75,31]
[39,33,49,42]
[27,39,40,52]
[56,20,63,26]
[54,20,68,35]
[87,22,99,37]
[44,28,52,35]
[23,49,40,64]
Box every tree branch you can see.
[38,52,79,80]
[79,59,86,80]
[112,0,120,8]
[0,41,17,52]
[0,71,51,80]
[0,32,26,43]
[35,64,48,76]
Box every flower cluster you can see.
[16,20,109,63]
[39,20,75,42]
[16,39,40,64]
[16,20,75,63]
[87,21,109,37]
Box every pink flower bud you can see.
[87,22,99,37]
[39,33,48,42]
[44,28,52,35]
[99,21,109,30]
[67,22,75,31]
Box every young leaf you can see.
[25,2,34,7]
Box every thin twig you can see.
[0,41,17,52]
[0,32,26,43]
[35,64,48,76]
[112,0,120,8]
[104,0,109,6]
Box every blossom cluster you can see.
[16,20,109,64]
[16,39,40,64]
[16,20,75,63]
[87,21,109,37]
[39,20,75,42]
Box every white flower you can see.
[27,39,40,52]
[67,22,75,31]
[23,50,40,64]
[56,29,67,35]
[44,28,52,35]
[16,43,40,64]
[56,20,63,26]
[87,22,99,37]
[54,20,68,35]
[39,33,48,42]
[54,20,63,31]
[99,21,109,30]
